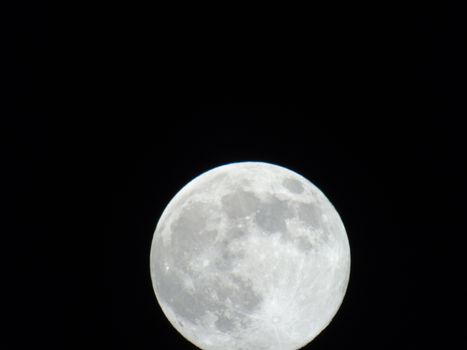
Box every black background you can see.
[7,2,466,349]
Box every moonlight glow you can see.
[150,162,350,350]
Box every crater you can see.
[294,235,314,252]
[214,244,244,271]
[221,190,260,219]
[255,196,291,233]
[226,226,247,240]
[207,173,228,187]
[155,269,214,323]
[170,202,218,265]
[154,265,262,331]
[215,314,236,332]
[171,202,209,235]
[282,177,304,194]
[228,276,263,311]
[297,202,322,228]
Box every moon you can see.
[150,162,350,350]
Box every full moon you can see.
[150,162,350,350]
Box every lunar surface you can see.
[150,162,350,350]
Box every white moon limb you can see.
[150,162,350,350]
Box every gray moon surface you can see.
[150,162,350,350]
